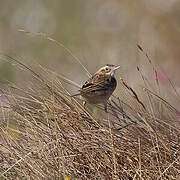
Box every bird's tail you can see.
[70,93,81,97]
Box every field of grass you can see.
[0,44,180,179]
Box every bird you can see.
[79,64,120,112]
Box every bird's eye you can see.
[105,67,110,72]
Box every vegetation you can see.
[0,45,179,179]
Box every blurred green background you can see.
[0,0,180,107]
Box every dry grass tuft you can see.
[0,53,180,179]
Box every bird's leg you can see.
[104,101,108,113]
[83,101,87,110]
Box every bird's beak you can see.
[113,65,120,71]
[111,65,120,76]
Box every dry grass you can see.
[0,47,180,179]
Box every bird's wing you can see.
[80,74,111,94]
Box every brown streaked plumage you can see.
[80,64,120,112]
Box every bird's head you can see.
[96,64,120,77]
